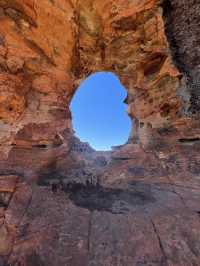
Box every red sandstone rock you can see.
[0,175,19,193]
[0,0,182,173]
[0,0,200,265]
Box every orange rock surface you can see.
[0,0,200,265]
[0,0,182,167]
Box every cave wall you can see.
[0,1,200,265]
[0,0,199,178]
[162,0,200,115]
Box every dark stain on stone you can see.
[26,252,45,266]
[157,126,177,136]
[0,257,8,266]
[162,0,188,76]
[113,157,132,161]
[160,103,171,117]
[128,166,146,177]
[143,53,167,77]
[196,211,200,217]
[181,230,200,257]
[179,137,200,144]
[0,34,5,46]
[0,193,10,208]
[5,7,37,28]
[162,0,200,115]
[64,182,155,214]
[32,144,48,149]
[24,39,56,66]
[187,160,200,175]
[112,16,137,31]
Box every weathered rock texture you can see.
[0,0,186,176]
[0,0,200,265]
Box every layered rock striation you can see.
[0,0,191,177]
[0,0,200,265]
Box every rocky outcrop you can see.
[0,0,200,265]
[0,0,188,178]
[1,143,200,266]
[163,0,200,115]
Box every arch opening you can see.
[70,72,132,151]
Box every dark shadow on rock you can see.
[26,252,45,266]
[63,181,156,214]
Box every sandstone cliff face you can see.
[0,0,186,177]
[0,0,200,265]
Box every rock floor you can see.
[1,144,200,266]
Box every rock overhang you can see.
[0,0,199,181]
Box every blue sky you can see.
[70,72,131,151]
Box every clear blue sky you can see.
[70,72,131,151]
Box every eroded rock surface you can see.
[0,0,200,265]
[1,143,200,266]
[0,0,186,177]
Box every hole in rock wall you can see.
[70,72,132,151]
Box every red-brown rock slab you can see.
[0,222,13,256]
[0,175,19,193]
[0,0,185,177]
[4,173,200,266]
[5,183,32,229]
[0,0,200,265]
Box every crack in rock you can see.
[150,219,169,266]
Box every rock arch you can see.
[0,0,184,178]
[0,1,200,265]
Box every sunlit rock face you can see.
[0,0,187,177]
[0,1,200,265]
